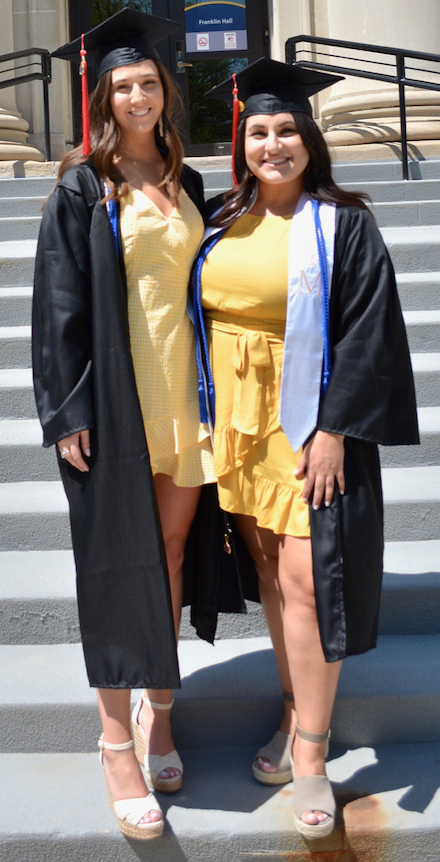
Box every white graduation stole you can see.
[280,194,336,453]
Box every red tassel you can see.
[231,73,240,186]
[80,34,91,156]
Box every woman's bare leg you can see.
[97,688,161,824]
[139,475,202,780]
[234,515,297,774]
[278,535,342,826]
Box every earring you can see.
[248,170,253,177]
[158,115,164,137]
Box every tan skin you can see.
[58,60,199,826]
[238,113,345,827]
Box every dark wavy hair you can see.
[57,58,184,207]
[211,111,371,226]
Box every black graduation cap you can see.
[206,57,343,119]
[52,8,180,79]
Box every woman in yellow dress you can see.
[32,9,215,840]
[192,58,418,838]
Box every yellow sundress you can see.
[120,185,215,487]
[201,212,310,536]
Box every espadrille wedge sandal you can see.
[252,730,295,785]
[131,695,183,794]
[252,692,296,785]
[98,736,164,840]
[291,726,335,839]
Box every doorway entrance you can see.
[68,0,269,153]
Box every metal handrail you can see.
[0,47,51,162]
[285,35,440,180]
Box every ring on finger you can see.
[59,447,70,459]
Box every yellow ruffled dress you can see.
[120,185,215,487]
[201,213,310,536]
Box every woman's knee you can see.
[164,535,185,578]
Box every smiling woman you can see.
[32,7,218,842]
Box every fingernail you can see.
[302,498,308,504]
[325,501,331,507]
[85,448,91,457]
[339,490,345,496]
[313,504,319,511]
[294,469,298,475]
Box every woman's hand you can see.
[295,431,345,510]
[58,430,91,473]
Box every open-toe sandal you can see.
[98,735,163,840]
[252,730,295,785]
[131,695,183,794]
[291,726,335,839]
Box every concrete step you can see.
[1,309,439,379]
[380,407,440,467]
[380,225,440,273]
[0,481,70,551]
[372,199,440,228]
[0,461,439,550]
[342,178,440,202]
[0,177,55,197]
[382,465,440,541]
[2,741,440,862]
[1,538,438,645]
[412,352,440,406]
[333,157,440,182]
[0,216,40,242]
[0,635,439,752]
[0,326,31,368]
[1,742,439,862]
[0,287,33,326]
[0,368,36,419]
[1,402,438,483]
[0,195,45,217]
[396,272,440,311]
[0,240,36,287]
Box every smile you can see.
[265,157,289,165]
[130,108,151,117]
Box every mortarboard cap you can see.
[206,58,343,184]
[52,9,180,156]
[206,57,343,119]
[52,8,180,79]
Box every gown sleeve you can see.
[317,206,419,446]
[32,182,95,448]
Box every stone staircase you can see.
[0,160,439,862]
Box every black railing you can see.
[0,48,51,162]
[285,35,440,180]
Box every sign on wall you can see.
[185,1,248,53]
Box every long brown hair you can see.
[57,58,184,206]
[211,111,371,226]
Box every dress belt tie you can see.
[230,330,272,435]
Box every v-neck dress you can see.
[120,185,215,487]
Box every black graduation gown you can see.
[194,200,419,662]
[32,160,224,688]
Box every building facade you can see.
[1,0,439,162]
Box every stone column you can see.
[0,0,43,160]
[320,0,440,158]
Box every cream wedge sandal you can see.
[252,730,295,785]
[291,726,335,839]
[252,691,296,785]
[98,735,164,840]
[131,695,183,794]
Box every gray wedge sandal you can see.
[291,726,335,839]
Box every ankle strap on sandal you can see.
[98,734,134,752]
[142,695,174,710]
[296,725,331,744]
